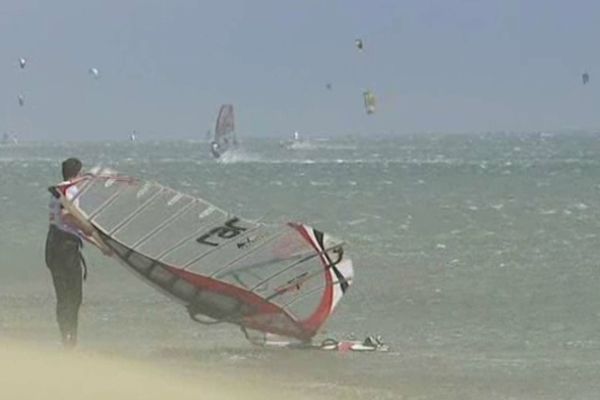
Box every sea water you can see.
[1,133,600,399]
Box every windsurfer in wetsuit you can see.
[45,158,109,348]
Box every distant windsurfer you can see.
[45,158,110,348]
[210,104,235,159]
[210,141,220,158]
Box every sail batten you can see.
[181,224,265,268]
[206,230,287,276]
[130,199,198,249]
[108,187,165,235]
[251,243,344,293]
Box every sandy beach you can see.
[0,339,326,400]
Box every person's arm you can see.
[61,210,113,256]
[59,187,113,256]
[61,211,94,236]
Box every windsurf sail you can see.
[582,72,590,85]
[89,67,100,79]
[363,90,376,114]
[69,170,354,342]
[355,38,364,51]
[211,104,236,158]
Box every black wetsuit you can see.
[45,224,83,347]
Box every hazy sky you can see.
[1,0,599,140]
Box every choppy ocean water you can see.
[2,133,600,399]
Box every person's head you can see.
[61,158,82,180]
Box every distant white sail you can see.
[210,104,236,158]
[89,67,100,79]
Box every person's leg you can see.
[47,230,82,348]
[46,228,71,345]
[49,267,71,344]
[63,255,83,348]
